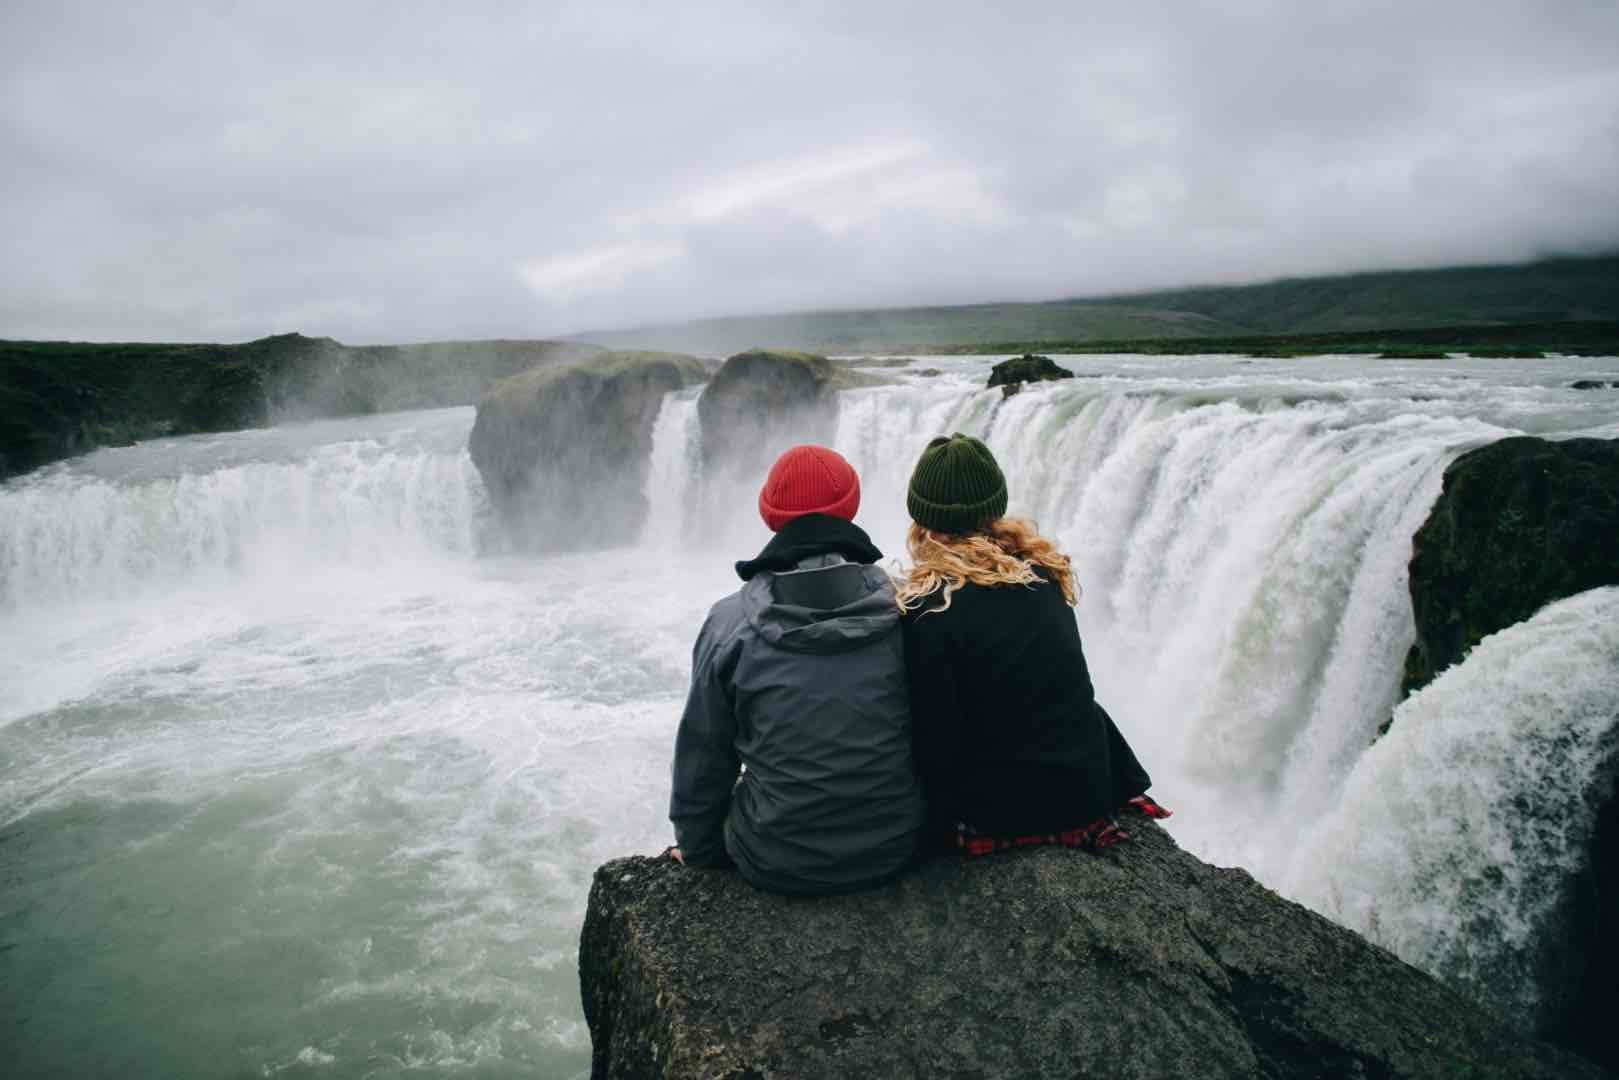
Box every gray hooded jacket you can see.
[670,553,925,894]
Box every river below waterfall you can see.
[3,353,1617,1077]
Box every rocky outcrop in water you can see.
[1399,435,1619,1073]
[1402,436,1619,696]
[0,333,602,481]
[689,349,873,535]
[695,349,863,467]
[987,352,1075,397]
[579,821,1602,1079]
[468,351,705,549]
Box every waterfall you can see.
[1283,587,1619,1025]
[640,390,702,548]
[812,374,1508,870]
[0,409,486,611]
[626,370,1576,862]
[628,367,1552,874]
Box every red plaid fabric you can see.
[955,816,1127,856]
[1127,794,1173,820]
[954,794,1173,857]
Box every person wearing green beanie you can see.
[897,433,1170,857]
[905,433,1008,535]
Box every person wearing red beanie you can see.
[668,445,923,894]
[756,444,861,533]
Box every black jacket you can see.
[902,567,1151,847]
[670,515,924,893]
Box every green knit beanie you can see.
[906,433,1008,534]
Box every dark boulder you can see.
[1402,437,1619,696]
[468,351,705,549]
[579,821,1602,1079]
[691,349,874,535]
[987,353,1075,398]
[696,348,855,467]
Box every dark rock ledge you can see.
[1401,436,1619,698]
[987,353,1075,397]
[579,821,1603,1079]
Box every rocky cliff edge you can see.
[579,820,1605,1079]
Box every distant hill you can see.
[574,254,1619,354]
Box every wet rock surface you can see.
[690,349,876,537]
[1402,436,1619,696]
[468,351,705,549]
[696,349,848,467]
[986,353,1075,397]
[579,821,1603,1079]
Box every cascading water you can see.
[3,352,1617,1077]
[0,408,486,612]
[1285,587,1619,1025]
[639,389,702,549]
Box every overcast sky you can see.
[4,1,1617,344]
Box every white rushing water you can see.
[2,352,1617,1077]
[1286,586,1619,1027]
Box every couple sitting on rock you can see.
[668,436,1169,894]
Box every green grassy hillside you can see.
[578,254,1619,354]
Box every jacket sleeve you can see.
[668,609,740,866]
[903,612,966,850]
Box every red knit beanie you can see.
[757,445,861,532]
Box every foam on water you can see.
[3,352,1617,1076]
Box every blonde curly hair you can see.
[895,516,1077,613]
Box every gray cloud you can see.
[3,0,1617,343]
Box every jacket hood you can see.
[741,563,901,654]
[734,514,882,581]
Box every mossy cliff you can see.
[580,821,1603,1079]
[468,351,706,550]
[0,333,601,481]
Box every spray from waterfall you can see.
[1284,587,1619,1026]
[0,409,486,611]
